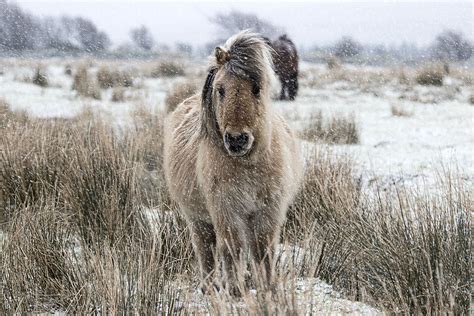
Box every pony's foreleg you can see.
[211,210,249,295]
[249,210,282,285]
[189,219,216,282]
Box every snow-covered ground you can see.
[1,58,472,190]
[1,58,472,313]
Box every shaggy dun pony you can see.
[163,31,302,293]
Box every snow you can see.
[1,58,472,313]
[177,277,379,314]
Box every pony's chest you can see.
[198,159,275,213]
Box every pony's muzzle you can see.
[224,131,254,156]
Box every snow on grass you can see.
[1,58,471,314]
[1,59,472,189]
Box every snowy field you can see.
[1,58,473,190]
[1,58,472,313]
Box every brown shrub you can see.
[0,99,29,128]
[64,64,72,76]
[111,87,125,102]
[1,111,192,313]
[285,149,361,242]
[72,66,101,100]
[97,67,133,89]
[398,67,410,85]
[326,55,341,70]
[391,104,412,117]
[415,64,444,86]
[449,67,473,85]
[284,149,470,314]
[300,111,359,144]
[150,60,185,78]
[304,67,396,89]
[164,80,197,113]
[32,67,48,87]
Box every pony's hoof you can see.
[200,282,220,295]
[227,284,242,297]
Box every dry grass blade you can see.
[1,107,194,314]
[0,104,470,314]
[300,111,359,144]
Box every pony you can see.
[163,30,302,293]
[270,34,299,101]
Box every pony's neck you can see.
[249,95,273,159]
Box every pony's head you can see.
[201,30,275,157]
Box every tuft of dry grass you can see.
[0,99,29,128]
[97,67,133,89]
[352,172,471,314]
[32,67,48,87]
[283,149,471,314]
[303,66,398,89]
[415,63,444,86]
[391,104,413,117]
[111,87,126,102]
[64,64,73,76]
[150,60,185,78]
[130,105,171,208]
[283,149,362,287]
[1,107,193,313]
[164,80,197,113]
[72,66,101,100]
[300,111,359,144]
[0,105,470,314]
[326,55,341,70]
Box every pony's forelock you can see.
[216,30,276,90]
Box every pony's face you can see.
[213,70,266,157]
[200,32,273,157]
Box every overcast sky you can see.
[14,0,473,48]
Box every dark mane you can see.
[201,66,221,145]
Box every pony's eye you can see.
[252,85,260,97]
[217,86,225,99]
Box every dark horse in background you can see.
[270,35,299,101]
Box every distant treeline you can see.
[302,32,473,66]
[0,1,472,65]
[0,1,109,54]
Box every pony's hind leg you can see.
[279,79,287,100]
[288,78,298,100]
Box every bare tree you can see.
[334,36,362,59]
[210,10,282,39]
[130,25,154,51]
[41,17,78,51]
[0,0,37,51]
[431,30,472,62]
[73,17,110,52]
[176,42,193,55]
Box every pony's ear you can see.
[215,46,230,65]
[201,67,217,107]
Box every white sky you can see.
[14,0,474,48]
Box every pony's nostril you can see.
[236,133,249,144]
[225,132,250,151]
